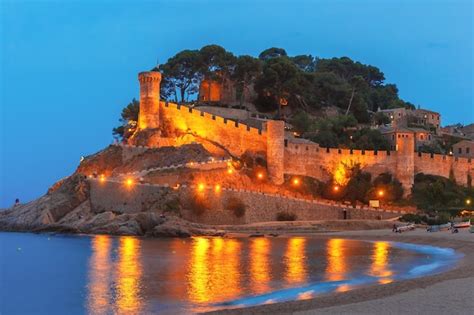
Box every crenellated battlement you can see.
[162,101,264,136]
[134,69,473,190]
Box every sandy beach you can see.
[207,227,474,315]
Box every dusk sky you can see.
[0,0,472,207]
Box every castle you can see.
[131,70,473,195]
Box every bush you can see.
[399,213,422,224]
[276,211,297,221]
[163,197,181,214]
[187,195,209,216]
[226,197,246,218]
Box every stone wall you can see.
[160,101,267,157]
[89,180,175,214]
[414,153,473,185]
[135,71,473,189]
[89,179,403,225]
[284,142,397,184]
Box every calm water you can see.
[0,232,460,314]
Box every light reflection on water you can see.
[87,235,112,315]
[1,233,459,314]
[77,236,457,314]
[84,236,399,313]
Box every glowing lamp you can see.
[214,184,221,192]
[125,178,134,187]
[333,185,340,192]
[227,168,233,174]
[378,190,385,197]
[467,199,472,205]
[257,172,264,180]
[292,178,300,186]
[99,174,106,182]
[198,183,205,192]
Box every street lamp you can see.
[467,199,472,206]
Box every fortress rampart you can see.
[89,180,403,225]
[159,101,267,157]
[134,71,473,193]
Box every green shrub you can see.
[399,213,422,224]
[276,211,297,221]
[226,197,246,218]
[187,195,209,216]
[163,197,181,214]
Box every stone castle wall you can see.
[136,71,473,190]
[159,101,267,157]
[414,153,472,185]
[284,142,398,184]
[89,180,402,225]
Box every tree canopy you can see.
[152,45,416,122]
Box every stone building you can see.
[381,127,435,151]
[453,140,474,158]
[133,70,473,194]
[377,107,441,130]
[198,77,255,105]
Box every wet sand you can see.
[207,228,474,315]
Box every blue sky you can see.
[0,0,472,207]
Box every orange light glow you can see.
[227,168,233,174]
[188,237,242,304]
[333,185,340,192]
[284,237,307,284]
[99,174,106,183]
[87,235,112,314]
[292,178,300,186]
[257,172,264,180]
[250,238,270,294]
[326,239,347,281]
[116,237,143,313]
[125,178,134,187]
[197,183,205,192]
[214,184,221,193]
[378,190,385,197]
[370,241,393,284]
[333,163,349,186]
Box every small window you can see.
[420,135,424,140]
[459,148,462,154]
[467,147,470,154]
[392,135,395,140]
[429,135,431,140]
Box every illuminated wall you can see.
[159,101,267,157]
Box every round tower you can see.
[266,120,285,185]
[138,71,162,130]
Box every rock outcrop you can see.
[0,144,226,237]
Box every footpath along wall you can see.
[89,179,404,225]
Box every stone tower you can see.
[395,131,415,195]
[266,120,285,185]
[138,71,162,130]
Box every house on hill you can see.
[453,139,474,158]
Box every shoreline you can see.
[205,228,474,315]
[2,223,472,314]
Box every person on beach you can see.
[13,198,20,207]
